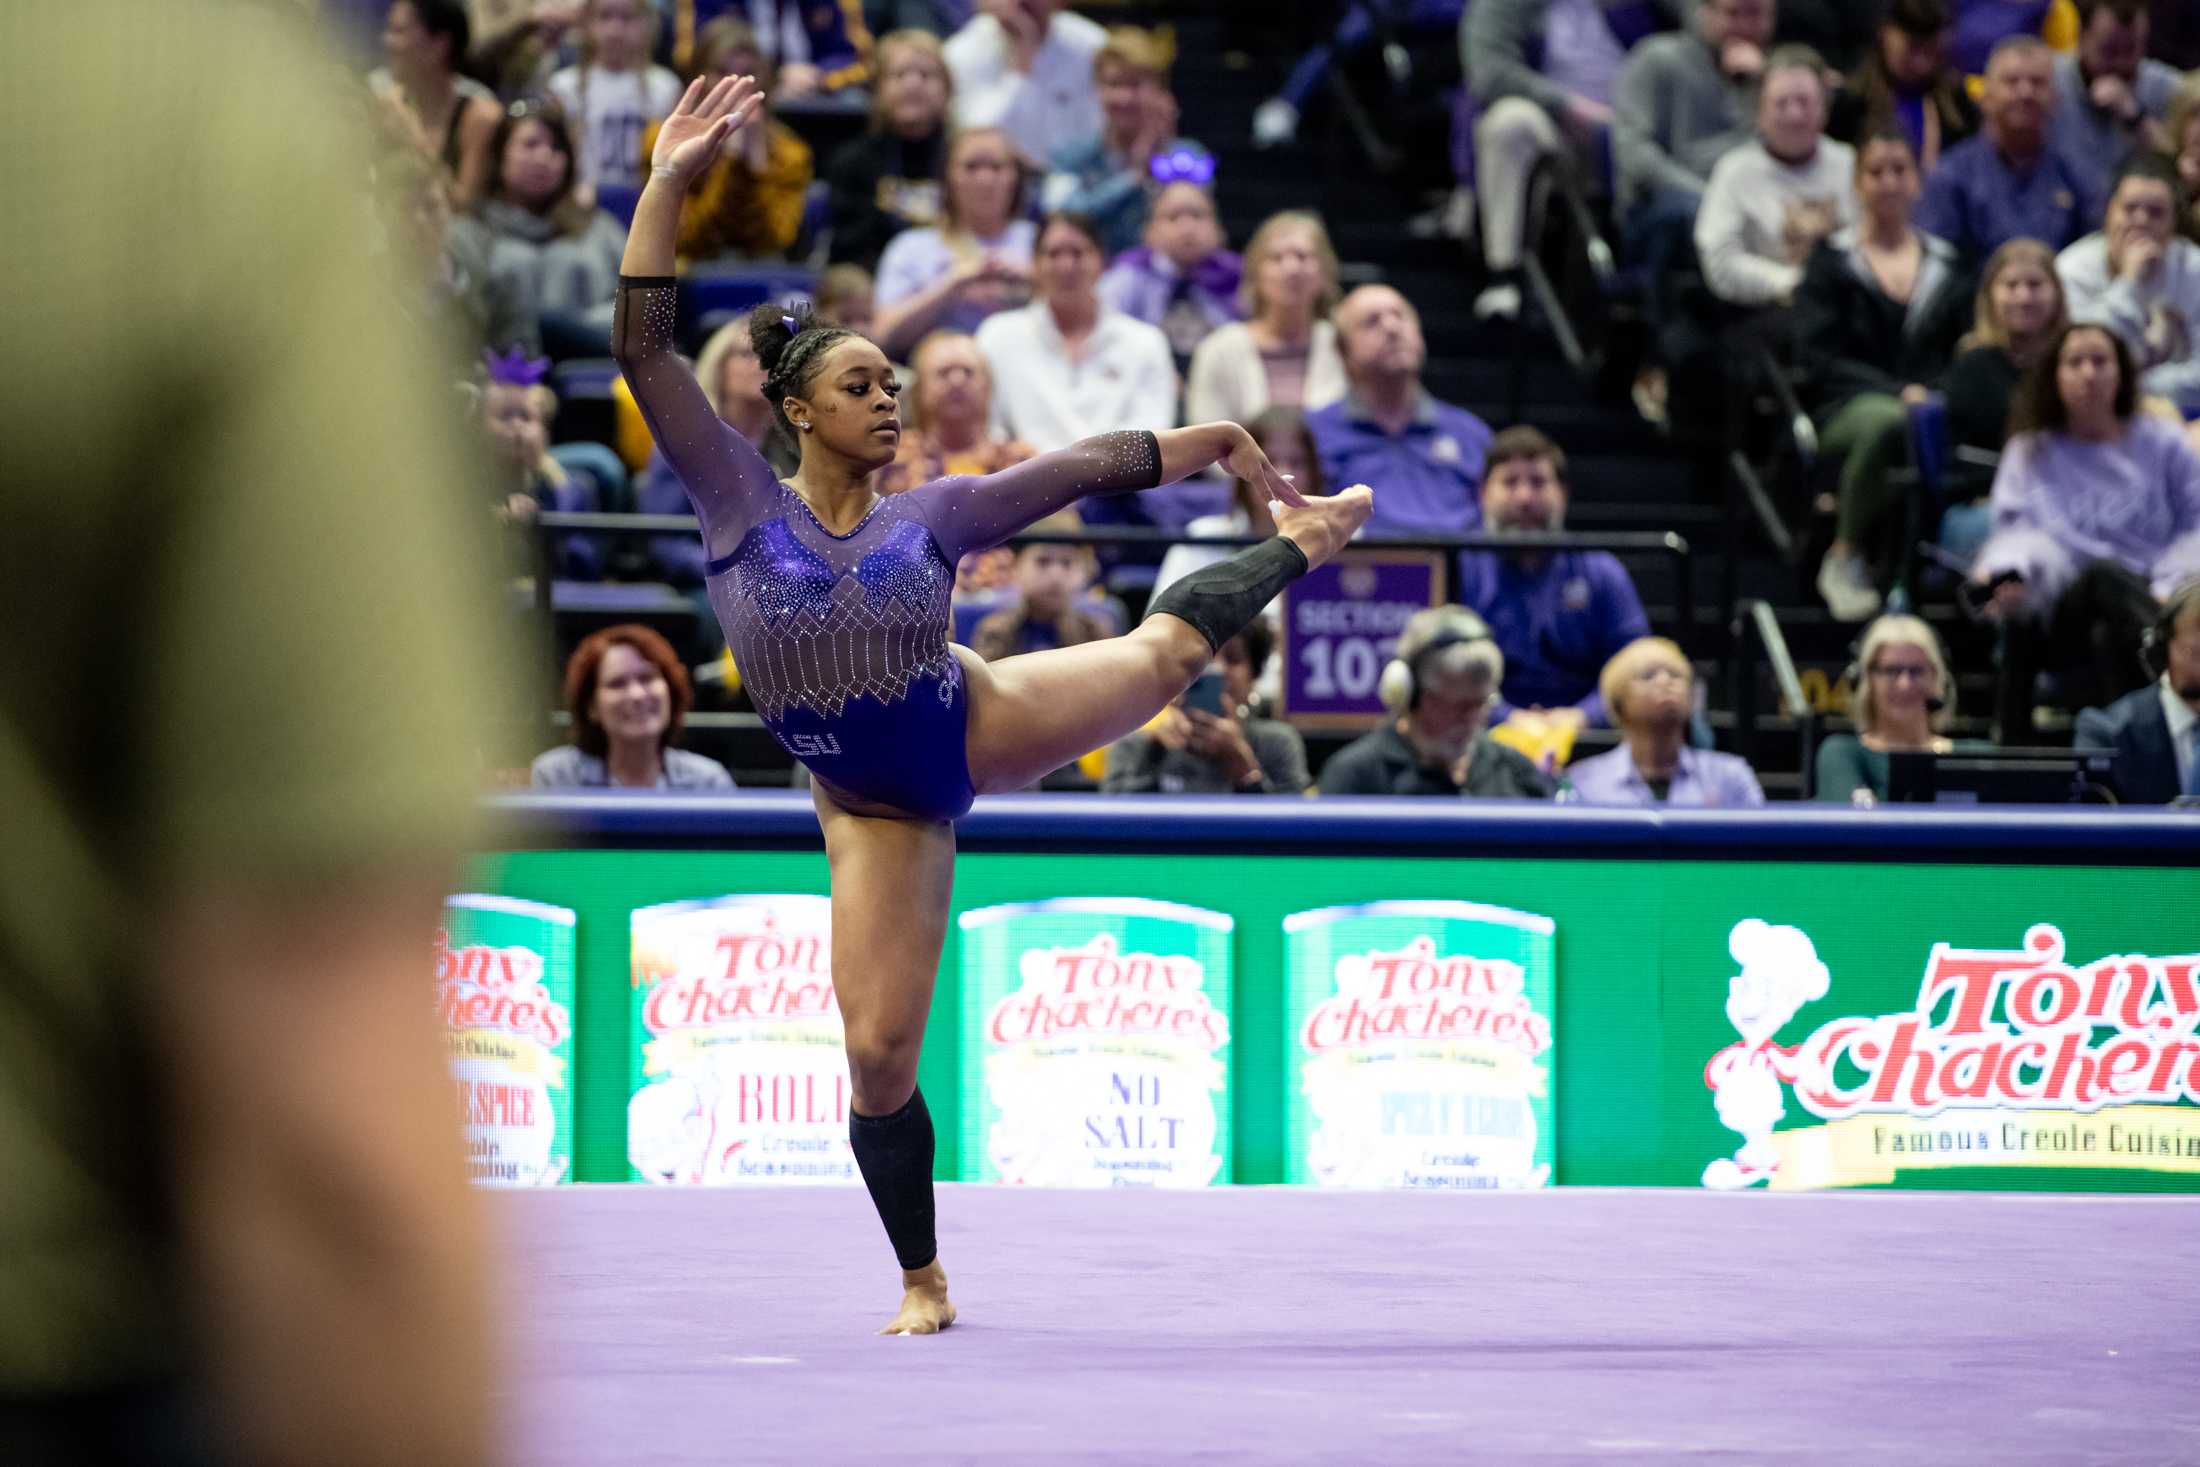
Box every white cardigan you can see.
[1184,319,1348,426]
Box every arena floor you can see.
[501,1184,2200,1464]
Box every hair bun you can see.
[747,301,816,374]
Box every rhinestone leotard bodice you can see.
[612,277,1162,814]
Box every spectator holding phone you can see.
[1102,621,1310,793]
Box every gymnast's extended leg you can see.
[961,488,1373,792]
[812,784,959,1335]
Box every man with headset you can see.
[1316,607,1556,798]
[2075,578,2200,804]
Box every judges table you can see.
[443,794,2200,1194]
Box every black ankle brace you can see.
[848,1088,938,1271]
[1144,536,1309,651]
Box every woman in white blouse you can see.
[1185,210,1347,426]
[974,211,1178,455]
[974,210,1199,526]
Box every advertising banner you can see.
[1278,550,1444,726]
[1700,919,2200,1191]
[464,844,2200,1191]
[960,898,1233,1187]
[438,894,576,1187]
[626,893,857,1186]
[1285,901,1556,1190]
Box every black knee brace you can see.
[1144,536,1309,652]
[849,1088,938,1271]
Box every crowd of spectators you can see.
[348,0,2200,807]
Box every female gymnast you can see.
[617,76,1373,1335]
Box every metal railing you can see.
[1728,597,1817,794]
[529,513,1699,639]
[1509,152,1616,420]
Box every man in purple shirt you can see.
[1307,284,1493,537]
[1916,36,2104,263]
[1454,425,1651,728]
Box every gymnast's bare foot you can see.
[1276,484,1374,570]
[879,1259,956,1336]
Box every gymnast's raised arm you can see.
[914,422,1311,562]
[612,75,777,563]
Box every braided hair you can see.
[747,302,859,441]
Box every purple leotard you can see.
[612,277,1163,820]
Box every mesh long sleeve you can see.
[611,276,781,563]
[909,429,1162,562]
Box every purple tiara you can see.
[483,346,552,387]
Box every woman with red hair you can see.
[531,624,735,788]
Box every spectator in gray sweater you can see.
[476,100,626,355]
[2052,0,2182,205]
[1462,0,1679,322]
[1694,46,1855,308]
[1614,0,1775,419]
[1614,0,1772,214]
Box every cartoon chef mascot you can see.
[1702,919,1830,1189]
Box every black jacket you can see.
[2075,685,2188,805]
[1942,345,2022,458]
[1316,723,1555,799]
[1828,76,1980,159]
[1794,230,1975,417]
[823,130,946,271]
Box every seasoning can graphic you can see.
[438,894,577,1187]
[627,894,857,1186]
[1285,901,1555,1189]
[960,898,1233,1187]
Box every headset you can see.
[2142,578,2200,680]
[1844,618,1951,717]
[1377,606,1500,715]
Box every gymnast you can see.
[617,75,1373,1335]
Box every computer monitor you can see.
[1884,748,2118,805]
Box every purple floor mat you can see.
[499,1184,2200,1465]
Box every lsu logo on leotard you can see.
[789,733,844,758]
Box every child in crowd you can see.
[548,0,684,195]
[477,349,604,578]
[1098,181,1243,375]
[969,511,1116,660]
[815,263,877,336]
[641,18,815,264]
